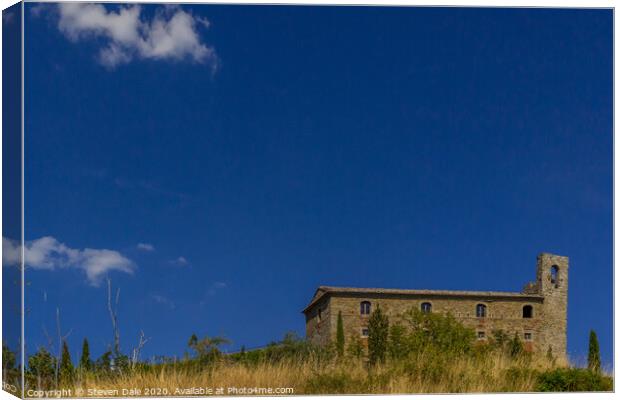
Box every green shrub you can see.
[401,308,476,356]
[588,330,601,374]
[26,347,56,390]
[368,307,389,365]
[536,368,612,392]
[231,332,332,366]
[2,343,20,391]
[388,323,407,360]
[347,334,365,359]
[336,312,345,358]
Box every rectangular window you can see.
[361,328,369,337]
[524,332,533,341]
[477,331,485,340]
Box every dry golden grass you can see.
[55,352,569,396]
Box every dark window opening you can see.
[476,304,487,318]
[523,305,533,318]
[550,265,559,287]
[421,302,432,313]
[524,332,533,341]
[477,331,486,340]
[360,301,371,315]
[361,328,369,337]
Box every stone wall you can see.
[327,293,545,353]
[305,296,332,346]
[303,253,569,361]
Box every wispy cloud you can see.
[29,3,47,18]
[200,281,228,306]
[114,177,191,204]
[207,281,227,296]
[137,243,155,252]
[2,236,134,286]
[169,256,189,267]
[150,294,175,310]
[54,4,218,69]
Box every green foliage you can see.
[94,350,112,374]
[230,332,331,366]
[113,354,131,372]
[490,329,510,349]
[79,338,92,372]
[2,343,20,390]
[587,330,601,374]
[59,341,74,385]
[346,334,365,359]
[368,306,389,365]
[388,323,407,360]
[508,332,524,359]
[336,311,345,358]
[2,342,16,371]
[536,368,612,392]
[401,308,476,356]
[26,347,56,389]
[188,333,230,365]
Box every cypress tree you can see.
[368,306,389,365]
[59,341,74,384]
[336,311,345,357]
[79,338,92,371]
[588,329,601,374]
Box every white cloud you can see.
[137,243,155,252]
[2,237,20,266]
[170,256,188,266]
[56,4,218,69]
[2,236,134,286]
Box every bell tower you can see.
[536,253,569,360]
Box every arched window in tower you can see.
[360,301,371,315]
[421,302,432,313]
[476,304,487,318]
[523,305,533,318]
[550,265,559,287]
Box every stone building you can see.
[303,253,568,359]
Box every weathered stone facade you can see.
[303,253,568,360]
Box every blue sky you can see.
[14,4,614,367]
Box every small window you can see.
[421,302,432,314]
[477,331,486,340]
[361,327,369,337]
[524,332,533,341]
[523,305,533,318]
[476,304,487,318]
[360,301,371,315]
[550,265,559,287]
